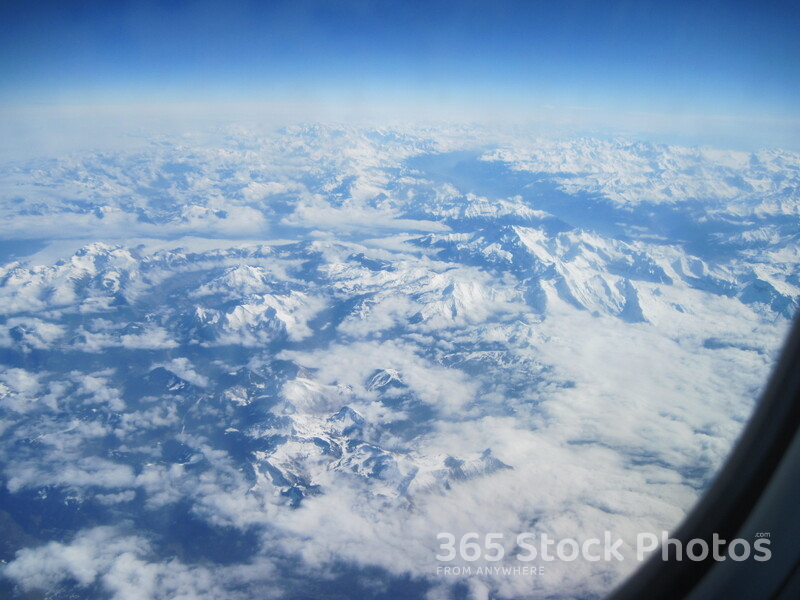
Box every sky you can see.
[1,0,799,145]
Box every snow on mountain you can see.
[216,291,322,344]
[482,138,800,210]
[0,123,797,600]
[366,368,404,392]
[191,264,275,298]
[0,242,140,314]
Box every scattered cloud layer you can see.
[0,124,797,599]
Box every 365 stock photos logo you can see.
[434,531,771,574]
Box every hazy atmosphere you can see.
[1,2,798,600]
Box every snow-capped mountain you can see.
[0,124,797,600]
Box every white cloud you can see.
[1,526,279,600]
[156,358,209,388]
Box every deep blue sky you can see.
[1,0,799,139]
